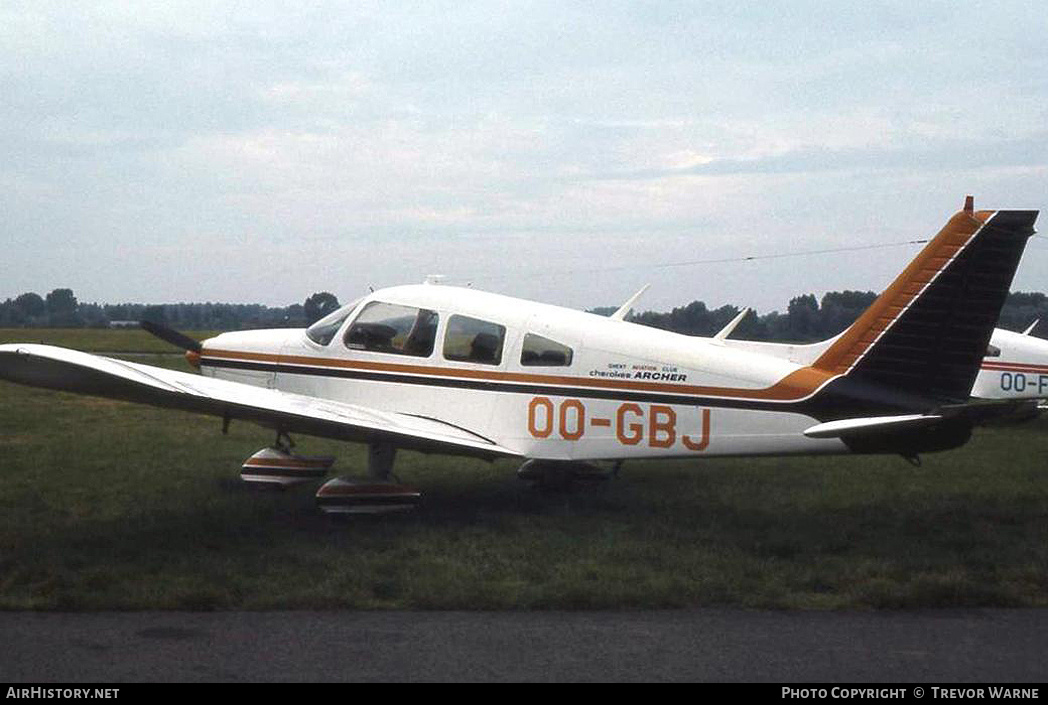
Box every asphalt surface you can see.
[2,609,1047,682]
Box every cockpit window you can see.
[521,333,573,367]
[305,300,360,346]
[986,344,1001,358]
[344,301,438,357]
[443,315,505,365]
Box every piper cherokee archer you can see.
[0,199,1039,513]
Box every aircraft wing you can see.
[0,344,518,460]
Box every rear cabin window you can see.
[344,301,438,357]
[520,333,573,367]
[443,315,506,365]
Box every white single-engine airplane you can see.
[974,323,1048,405]
[0,199,1039,512]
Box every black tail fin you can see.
[814,202,1038,403]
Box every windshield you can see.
[305,298,362,346]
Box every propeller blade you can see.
[140,320,203,353]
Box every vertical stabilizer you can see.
[813,203,1038,403]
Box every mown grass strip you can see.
[0,328,221,353]
[0,348,1045,610]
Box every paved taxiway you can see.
[2,609,1045,682]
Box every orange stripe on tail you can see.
[813,209,992,375]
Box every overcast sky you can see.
[2,1,1046,314]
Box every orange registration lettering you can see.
[528,397,555,438]
[616,403,644,445]
[559,399,585,440]
[527,397,710,451]
[648,405,676,448]
[682,409,711,451]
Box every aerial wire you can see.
[452,230,1044,287]
[461,237,934,284]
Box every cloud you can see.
[0,2,1045,311]
[596,132,1048,180]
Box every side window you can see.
[443,315,506,365]
[344,302,438,357]
[520,333,573,366]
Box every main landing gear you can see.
[516,459,621,490]
[239,434,421,514]
[315,442,422,515]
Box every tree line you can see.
[600,290,1048,341]
[0,289,342,330]
[2,287,1047,341]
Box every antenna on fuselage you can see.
[712,308,750,344]
[610,284,650,321]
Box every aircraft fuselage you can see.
[198,285,849,461]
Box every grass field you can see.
[0,328,219,353]
[1,331,1047,610]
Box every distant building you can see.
[109,320,139,328]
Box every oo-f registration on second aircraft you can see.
[0,198,1040,511]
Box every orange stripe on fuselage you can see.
[200,348,838,403]
[982,362,1048,374]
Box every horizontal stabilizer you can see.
[803,414,943,439]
